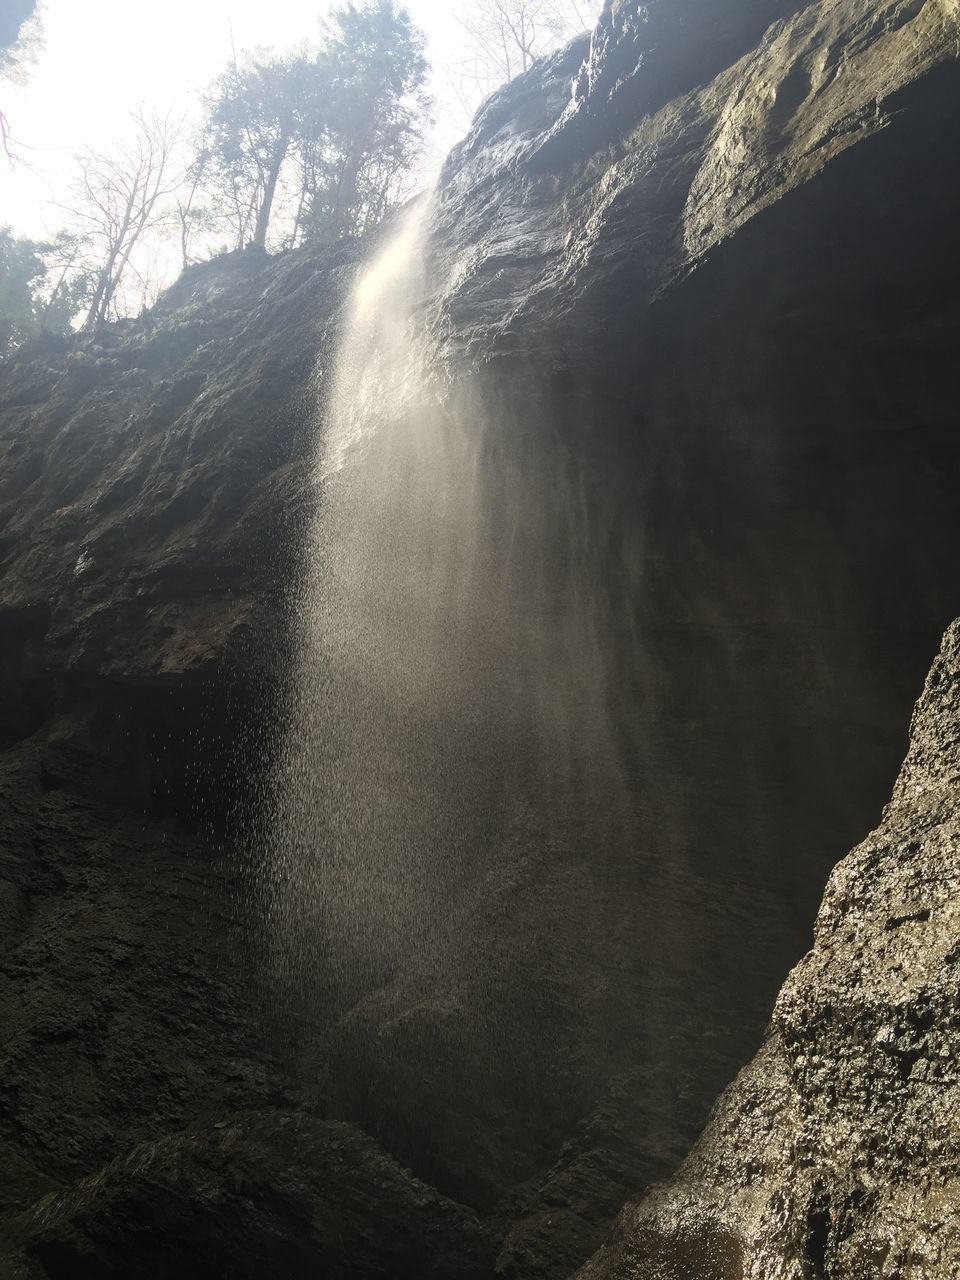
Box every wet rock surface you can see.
[377,0,960,1261]
[577,621,960,1278]
[427,0,960,363]
[0,1,959,1276]
[0,245,354,820]
[0,247,377,1264]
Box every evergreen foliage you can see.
[0,228,86,357]
[303,0,429,241]
[197,0,429,250]
[198,52,308,250]
[0,229,44,355]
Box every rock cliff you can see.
[578,621,960,1277]
[1,1,959,1277]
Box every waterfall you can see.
[263,194,672,1190]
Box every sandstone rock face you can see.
[0,1,959,1277]
[577,620,960,1278]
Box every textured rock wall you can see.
[0,247,346,822]
[0,246,346,1207]
[1,1,959,1276]
[0,243,497,1279]
[388,1,960,1264]
[427,0,960,357]
[578,621,960,1277]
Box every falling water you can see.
[264,196,654,1184]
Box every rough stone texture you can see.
[0,246,354,816]
[427,0,960,362]
[577,620,960,1278]
[0,1111,490,1279]
[0,237,499,1279]
[1,251,341,1218]
[379,0,960,1264]
[0,1,959,1276]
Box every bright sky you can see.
[0,0,470,239]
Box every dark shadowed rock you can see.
[577,620,960,1277]
[0,244,355,821]
[333,0,960,1249]
[427,0,960,364]
[0,1111,492,1279]
[0,246,349,1238]
[0,242,503,1273]
[1,0,959,1276]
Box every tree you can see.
[0,228,89,357]
[0,228,45,355]
[0,1,36,57]
[174,161,212,270]
[198,51,310,251]
[196,1,429,250]
[57,110,186,329]
[34,231,96,333]
[449,0,600,129]
[1,0,40,160]
[302,0,430,242]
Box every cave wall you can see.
[338,3,960,1265]
[0,246,351,1211]
[576,625,960,1277]
[0,1,958,1277]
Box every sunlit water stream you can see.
[255,195,779,1197]
[262,197,656,1099]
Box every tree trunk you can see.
[252,136,289,249]
[83,247,120,330]
[333,145,362,240]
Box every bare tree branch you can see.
[57,110,188,328]
[449,0,602,132]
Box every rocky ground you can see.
[2,1111,490,1279]
[1,1,959,1276]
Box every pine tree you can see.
[196,2,430,250]
[303,1,430,242]
[199,53,311,251]
[0,229,44,355]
